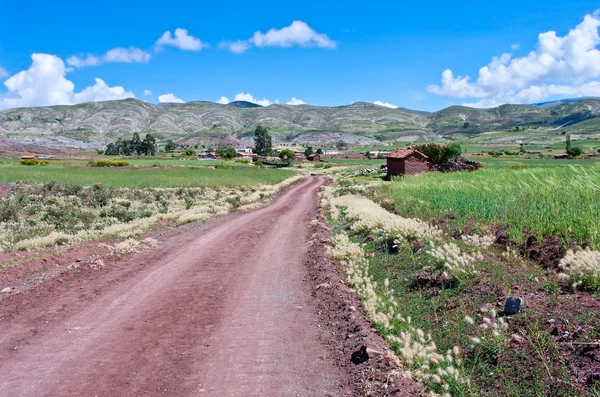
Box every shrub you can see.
[20,159,49,166]
[509,163,528,170]
[414,143,462,164]
[88,160,129,167]
[323,163,333,169]
[152,163,164,167]
[558,248,600,291]
[214,163,231,169]
[216,146,237,160]
[234,158,251,163]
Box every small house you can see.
[20,155,37,160]
[307,154,320,162]
[386,148,431,176]
[554,153,569,159]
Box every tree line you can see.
[104,133,157,156]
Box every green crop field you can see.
[386,165,600,248]
[0,162,293,188]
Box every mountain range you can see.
[1,98,600,149]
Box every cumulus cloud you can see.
[158,93,184,103]
[0,53,134,110]
[156,28,207,51]
[286,97,306,105]
[374,100,398,108]
[428,11,600,107]
[219,40,251,54]
[221,21,336,53]
[67,47,151,68]
[511,43,520,50]
[233,92,272,106]
[0,66,10,79]
[143,89,152,96]
[217,96,230,104]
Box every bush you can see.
[152,163,164,167]
[566,147,583,157]
[414,143,462,165]
[234,158,251,164]
[216,146,237,160]
[20,159,50,166]
[324,163,333,169]
[88,160,129,167]
[214,163,231,169]
[509,163,528,170]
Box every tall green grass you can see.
[388,166,600,248]
[0,164,293,187]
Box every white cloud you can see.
[67,47,151,68]
[286,97,306,105]
[0,53,134,110]
[233,92,271,106]
[511,43,520,50]
[143,89,152,96]
[219,40,251,54]
[221,21,336,53]
[0,67,9,79]
[217,96,230,104]
[428,11,600,107]
[158,93,184,103]
[374,100,398,108]
[156,28,206,51]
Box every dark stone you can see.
[504,296,522,315]
[351,345,369,365]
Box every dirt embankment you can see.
[0,177,417,397]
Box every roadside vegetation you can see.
[0,176,302,253]
[323,164,600,397]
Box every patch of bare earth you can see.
[305,198,419,396]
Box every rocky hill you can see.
[1,98,600,149]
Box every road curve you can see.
[0,177,344,397]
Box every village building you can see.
[307,154,321,162]
[554,153,570,159]
[386,148,431,176]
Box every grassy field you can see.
[386,165,600,248]
[325,181,600,397]
[0,162,293,187]
[475,156,600,168]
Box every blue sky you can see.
[1,0,600,111]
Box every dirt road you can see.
[0,176,357,396]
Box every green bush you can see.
[20,159,50,166]
[215,163,231,169]
[88,160,129,167]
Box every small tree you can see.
[566,134,582,157]
[132,132,142,155]
[336,140,348,151]
[446,142,462,160]
[254,125,272,156]
[143,134,157,156]
[279,149,295,164]
[304,146,314,157]
[185,149,195,156]
[365,151,372,159]
[216,146,237,160]
[164,140,177,152]
[316,148,323,155]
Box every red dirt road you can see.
[0,177,348,396]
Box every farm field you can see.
[0,160,291,187]
[385,165,600,248]
[323,162,600,397]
